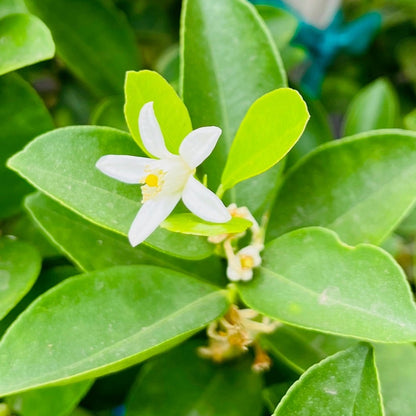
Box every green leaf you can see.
[90,97,127,132]
[0,13,54,75]
[0,74,53,219]
[262,326,355,374]
[273,344,383,416]
[124,70,192,155]
[239,227,416,342]
[286,97,333,167]
[161,213,252,236]
[256,5,298,49]
[0,265,229,396]
[7,126,214,260]
[267,130,416,245]
[0,237,41,321]
[24,0,139,96]
[404,108,416,131]
[25,193,225,285]
[0,0,27,19]
[375,344,416,416]
[181,0,287,188]
[221,88,309,191]
[125,341,263,416]
[6,381,93,416]
[343,78,399,136]
[263,383,292,413]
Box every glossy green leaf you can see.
[273,344,383,416]
[24,0,139,96]
[181,0,287,188]
[8,126,214,260]
[124,70,192,155]
[0,0,27,19]
[221,88,309,191]
[125,341,263,416]
[6,381,93,416]
[0,13,54,75]
[257,5,297,49]
[0,237,41,321]
[25,193,225,285]
[239,227,416,342]
[267,130,416,245]
[0,265,78,338]
[0,265,229,396]
[343,78,399,136]
[375,344,416,416]
[90,97,127,131]
[161,213,252,236]
[0,74,53,219]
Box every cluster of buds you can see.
[209,204,265,282]
[198,305,279,372]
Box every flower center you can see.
[145,173,159,187]
[240,255,255,270]
[140,169,166,203]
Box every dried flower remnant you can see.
[199,305,279,371]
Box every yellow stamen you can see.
[240,255,254,270]
[145,173,159,187]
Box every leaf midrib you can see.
[260,267,415,330]
[3,290,225,392]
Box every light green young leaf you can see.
[181,0,287,188]
[24,0,139,96]
[124,70,192,155]
[273,344,383,416]
[25,193,225,285]
[0,237,41,321]
[8,126,214,260]
[125,341,263,416]
[0,0,27,19]
[0,265,229,396]
[239,227,416,342]
[0,13,54,75]
[0,73,53,219]
[267,130,416,246]
[161,213,252,236]
[221,88,309,191]
[5,380,93,416]
[343,78,399,136]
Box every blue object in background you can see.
[112,404,126,416]
[250,0,382,96]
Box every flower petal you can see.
[128,194,180,247]
[182,176,231,223]
[139,102,173,159]
[96,155,155,184]
[179,126,222,168]
[226,265,242,282]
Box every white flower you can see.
[96,102,231,247]
[226,244,262,282]
[284,0,341,29]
